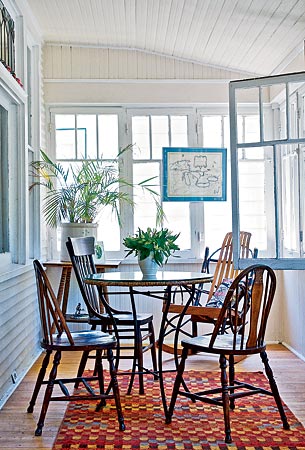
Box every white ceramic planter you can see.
[138,254,159,278]
[60,222,98,261]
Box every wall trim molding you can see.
[282,341,305,363]
[44,78,232,84]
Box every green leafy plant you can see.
[123,227,180,266]
[30,147,162,228]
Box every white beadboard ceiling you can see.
[26,0,305,76]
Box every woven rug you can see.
[52,370,305,449]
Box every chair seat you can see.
[41,330,117,350]
[65,313,90,323]
[89,312,154,326]
[113,312,153,325]
[181,334,266,355]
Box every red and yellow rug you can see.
[52,371,305,449]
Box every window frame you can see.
[126,107,203,259]
[229,71,305,270]
[49,106,206,260]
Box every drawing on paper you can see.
[162,147,227,201]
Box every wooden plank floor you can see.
[0,344,304,450]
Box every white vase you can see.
[138,254,159,278]
[60,222,98,261]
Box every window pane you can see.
[301,94,305,138]
[224,116,230,149]
[236,88,260,143]
[244,116,260,143]
[202,116,222,147]
[132,116,150,159]
[96,206,120,251]
[243,147,264,159]
[238,147,275,257]
[279,87,287,140]
[204,201,232,251]
[151,116,169,159]
[163,202,191,250]
[77,115,97,159]
[201,115,231,251]
[280,144,300,256]
[0,105,9,253]
[133,162,160,230]
[98,115,119,159]
[262,86,273,141]
[171,116,188,147]
[55,115,75,159]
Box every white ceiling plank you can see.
[237,0,302,72]
[135,0,148,50]
[162,0,185,55]
[112,0,126,46]
[220,0,281,72]
[125,0,137,48]
[145,0,161,52]
[172,0,198,57]
[26,0,305,76]
[249,1,305,74]
[190,0,226,62]
[202,0,241,64]
[180,0,214,57]
[153,0,173,54]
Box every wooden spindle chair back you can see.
[206,231,252,302]
[209,264,275,351]
[66,237,106,319]
[33,259,74,345]
[168,264,289,445]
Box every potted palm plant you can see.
[30,147,160,260]
[123,227,180,277]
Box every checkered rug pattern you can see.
[52,370,305,449]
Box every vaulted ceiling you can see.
[26,0,305,76]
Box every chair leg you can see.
[107,348,125,431]
[127,323,144,395]
[95,350,106,410]
[137,325,145,395]
[127,340,137,395]
[75,350,90,388]
[228,354,235,410]
[191,320,198,338]
[166,346,188,424]
[148,321,158,379]
[219,354,232,444]
[75,325,98,387]
[260,350,290,430]
[35,350,61,436]
[27,350,51,413]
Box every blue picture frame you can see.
[162,147,227,202]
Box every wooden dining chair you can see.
[66,236,158,395]
[166,264,290,444]
[28,260,125,436]
[161,231,252,354]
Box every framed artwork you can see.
[162,147,227,202]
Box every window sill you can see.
[0,261,33,284]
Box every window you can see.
[53,111,122,251]
[0,105,9,253]
[229,71,305,269]
[51,106,265,261]
[198,114,231,250]
[130,112,194,255]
